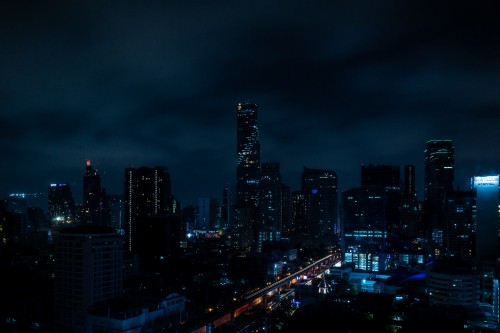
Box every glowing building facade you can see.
[472,175,500,263]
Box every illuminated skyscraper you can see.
[123,166,173,253]
[256,162,282,252]
[424,139,455,238]
[234,102,260,250]
[472,175,500,263]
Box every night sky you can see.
[1,0,500,207]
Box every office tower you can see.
[54,224,123,332]
[48,183,76,226]
[234,102,260,250]
[342,187,387,249]
[197,197,220,230]
[136,215,182,272]
[290,190,307,238]
[444,189,475,260]
[221,186,230,229]
[424,139,455,236]
[400,165,419,239]
[301,167,339,241]
[123,166,173,253]
[361,164,401,241]
[107,194,124,234]
[83,159,109,225]
[472,175,500,263]
[281,182,292,238]
[256,162,282,252]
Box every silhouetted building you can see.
[83,159,109,226]
[123,166,173,253]
[107,194,124,234]
[197,197,220,230]
[136,215,182,272]
[444,189,475,260]
[54,224,123,333]
[234,102,260,251]
[256,162,283,252]
[48,183,76,230]
[424,139,455,247]
[301,167,339,242]
[221,186,230,229]
[290,191,307,238]
[400,165,419,239]
[361,164,401,242]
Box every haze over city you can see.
[1,0,500,206]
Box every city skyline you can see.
[1,0,500,206]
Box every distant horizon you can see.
[3,152,498,211]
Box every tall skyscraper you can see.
[301,167,339,241]
[256,162,282,252]
[424,139,455,237]
[123,166,173,253]
[54,224,123,332]
[234,102,260,250]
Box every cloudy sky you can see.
[1,0,500,207]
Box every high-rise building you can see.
[48,183,76,226]
[472,175,500,263]
[234,102,260,250]
[301,167,339,241]
[400,165,419,239]
[256,162,282,252]
[424,139,455,236]
[290,190,307,238]
[444,189,475,260]
[342,187,388,252]
[107,194,124,234]
[123,166,173,253]
[83,159,109,225]
[54,224,123,332]
[361,164,401,241]
[221,186,230,229]
[197,197,220,230]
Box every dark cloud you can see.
[1,0,500,206]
